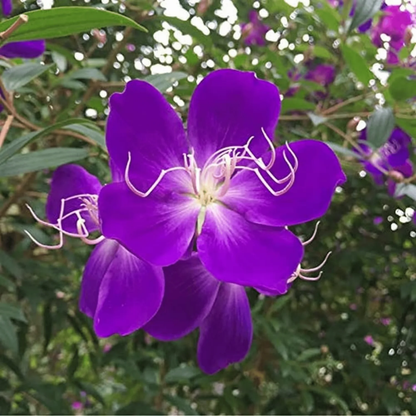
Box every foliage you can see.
[0,0,415,414]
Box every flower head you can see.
[240,11,269,46]
[364,335,375,346]
[99,69,345,373]
[26,164,164,338]
[371,6,413,62]
[304,64,336,87]
[356,127,412,191]
[0,40,46,59]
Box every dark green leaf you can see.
[144,72,188,92]
[42,303,52,354]
[64,124,106,148]
[340,44,373,85]
[348,0,384,32]
[326,142,360,158]
[0,317,18,354]
[2,63,54,91]
[164,395,199,415]
[0,148,89,177]
[366,107,395,147]
[67,346,80,379]
[0,250,23,279]
[165,366,200,383]
[0,118,92,166]
[115,402,160,415]
[315,8,340,32]
[68,68,107,82]
[0,7,146,42]
[0,303,26,322]
[281,98,315,113]
[389,77,416,101]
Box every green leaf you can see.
[0,7,146,43]
[297,348,322,362]
[144,72,188,92]
[281,98,315,113]
[366,107,395,148]
[115,402,160,415]
[0,118,94,166]
[158,16,212,47]
[64,124,106,149]
[396,117,416,139]
[388,68,415,85]
[2,63,54,91]
[67,346,80,379]
[165,366,200,383]
[307,112,328,126]
[67,68,107,82]
[348,0,384,32]
[389,77,416,102]
[164,395,199,415]
[326,142,360,158]
[0,250,23,279]
[0,317,18,355]
[315,8,340,32]
[0,303,26,323]
[340,44,373,85]
[0,148,89,177]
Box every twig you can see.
[0,115,14,147]
[322,94,367,116]
[0,15,28,43]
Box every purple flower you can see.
[145,231,331,374]
[26,164,164,338]
[364,335,375,346]
[1,0,12,15]
[371,6,413,59]
[304,64,336,87]
[99,69,345,372]
[71,402,83,410]
[356,127,411,187]
[380,317,391,326]
[240,11,269,46]
[373,216,383,225]
[0,40,46,59]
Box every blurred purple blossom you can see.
[364,335,375,346]
[380,317,391,326]
[240,10,269,46]
[373,217,383,225]
[0,40,46,59]
[71,402,83,410]
[372,6,414,64]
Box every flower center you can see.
[124,128,299,207]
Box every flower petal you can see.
[222,140,346,227]
[144,254,220,340]
[0,40,45,59]
[187,69,281,166]
[84,239,164,338]
[46,164,102,234]
[197,283,253,374]
[197,204,303,290]
[1,0,12,15]
[106,80,187,187]
[99,178,199,267]
[79,239,119,318]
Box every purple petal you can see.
[1,0,12,15]
[46,164,102,234]
[187,69,280,166]
[80,239,119,318]
[197,283,253,374]
[0,40,46,59]
[106,80,187,188]
[305,65,336,87]
[222,140,346,227]
[81,239,164,338]
[197,205,303,291]
[144,254,220,340]
[99,179,199,267]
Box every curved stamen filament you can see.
[302,221,321,246]
[288,251,332,284]
[125,152,188,197]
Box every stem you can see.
[0,115,14,148]
[0,15,29,44]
